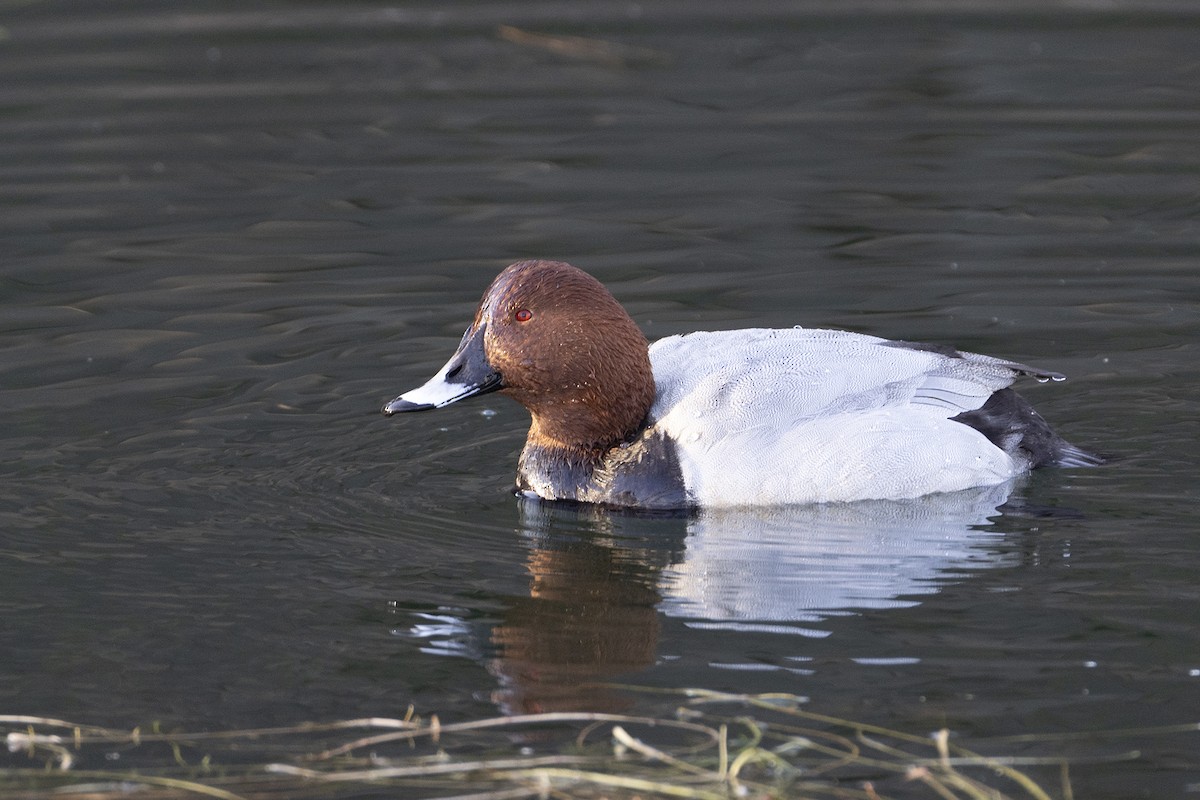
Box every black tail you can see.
[953,389,1103,469]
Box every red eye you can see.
[514,308,533,323]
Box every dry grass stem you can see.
[3,687,1186,800]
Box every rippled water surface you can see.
[2,2,1199,796]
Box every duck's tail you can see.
[953,388,1104,469]
[1048,439,1106,468]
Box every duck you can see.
[382,260,1100,509]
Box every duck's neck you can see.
[515,439,611,502]
[502,308,657,501]
[514,423,689,509]
[513,386,651,495]
[505,348,655,447]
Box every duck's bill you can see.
[382,324,502,415]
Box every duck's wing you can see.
[877,338,1065,413]
[647,327,1044,423]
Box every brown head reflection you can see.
[489,500,686,714]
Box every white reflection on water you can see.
[660,481,1017,631]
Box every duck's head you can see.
[383,260,655,452]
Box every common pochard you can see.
[383,260,1099,508]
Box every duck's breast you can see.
[647,328,1025,505]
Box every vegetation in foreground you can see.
[4,687,1187,800]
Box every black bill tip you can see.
[382,397,434,416]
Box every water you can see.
[2,2,1199,796]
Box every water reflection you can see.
[662,482,1017,629]
[488,502,684,714]
[485,483,1015,713]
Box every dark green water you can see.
[2,2,1198,796]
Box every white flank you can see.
[646,328,1025,506]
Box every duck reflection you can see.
[661,481,1018,628]
[488,502,686,714]
[487,482,1018,714]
